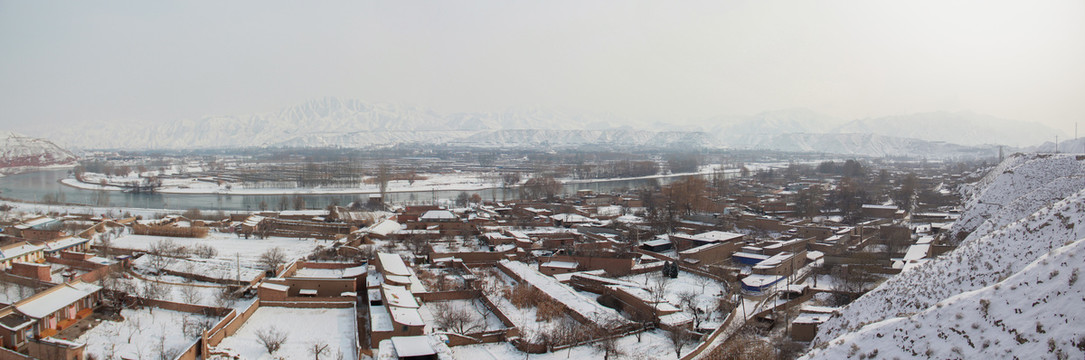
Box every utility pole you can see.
[236,252,241,286]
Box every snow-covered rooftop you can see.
[390,336,437,357]
[16,281,101,319]
[377,252,411,277]
[382,284,419,308]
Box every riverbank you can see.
[59,166,739,196]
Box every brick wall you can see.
[9,263,49,282]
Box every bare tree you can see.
[308,341,331,360]
[376,162,391,200]
[669,328,693,359]
[214,287,237,308]
[591,321,624,360]
[695,275,712,293]
[256,327,288,355]
[432,302,484,335]
[147,239,185,274]
[179,285,202,304]
[96,232,115,257]
[677,290,705,328]
[259,247,288,273]
[648,274,670,312]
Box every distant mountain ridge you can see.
[830,111,1062,147]
[33,98,1057,157]
[0,132,77,169]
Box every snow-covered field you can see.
[63,164,743,196]
[108,233,322,270]
[77,307,216,360]
[132,254,265,283]
[212,307,358,360]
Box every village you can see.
[0,155,984,360]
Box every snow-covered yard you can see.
[619,271,730,329]
[451,329,695,360]
[213,307,358,360]
[113,275,235,308]
[107,233,322,270]
[77,307,217,360]
[131,254,265,283]
[419,299,508,333]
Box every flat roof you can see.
[381,284,419,308]
[391,336,437,357]
[377,252,411,277]
[389,306,424,326]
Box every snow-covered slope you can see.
[810,154,1085,352]
[0,132,77,168]
[34,98,1040,156]
[832,111,1062,147]
[803,237,1085,359]
[1028,137,1085,154]
[450,129,716,148]
[725,132,996,159]
[949,154,1085,245]
[705,108,843,136]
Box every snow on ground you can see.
[213,307,358,360]
[294,267,346,278]
[500,261,629,327]
[619,271,730,328]
[815,154,1085,344]
[483,277,575,342]
[108,233,321,270]
[64,165,743,196]
[0,199,186,220]
[0,282,39,305]
[419,299,507,333]
[77,307,216,359]
[114,276,230,307]
[950,154,1085,245]
[803,237,1085,359]
[451,329,694,360]
[131,254,265,283]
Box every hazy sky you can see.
[2,0,1084,134]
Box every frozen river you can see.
[0,168,726,211]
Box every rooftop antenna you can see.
[1055,135,1058,153]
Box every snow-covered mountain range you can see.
[804,153,1085,359]
[830,111,1061,147]
[32,98,1059,157]
[0,132,77,169]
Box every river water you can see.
[0,169,713,211]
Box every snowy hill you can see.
[724,132,997,159]
[33,98,1039,157]
[449,129,716,149]
[705,108,843,136]
[1028,137,1085,154]
[808,154,1085,355]
[948,153,1085,245]
[0,132,77,168]
[831,111,1062,147]
[802,237,1085,359]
